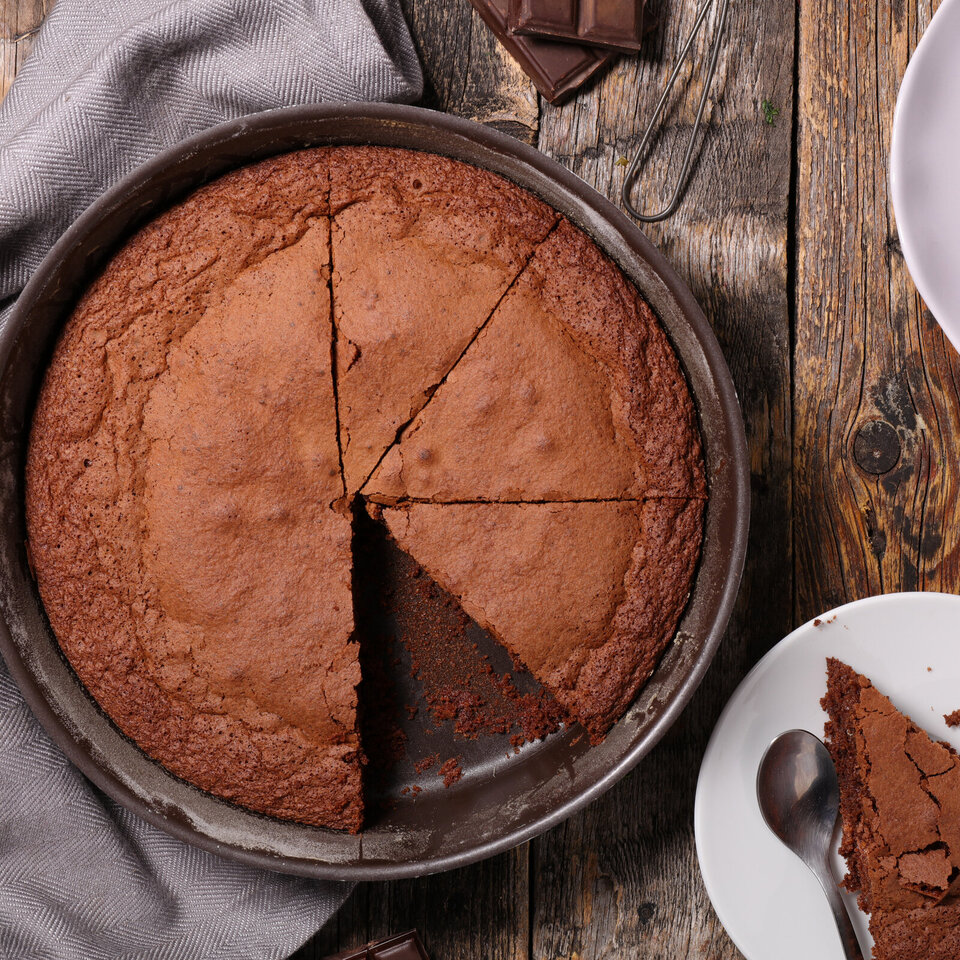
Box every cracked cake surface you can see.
[822,658,960,959]
[26,146,706,831]
[329,146,559,492]
[26,150,364,831]
[364,220,705,503]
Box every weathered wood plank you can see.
[793,0,960,623]
[302,847,529,960]
[401,0,538,142]
[0,0,48,102]
[532,1,796,956]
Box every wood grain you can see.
[0,0,47,101]
[531,1,795,956]
[401,0,539,142]
[304,847,529,960]
[793,0,960,621]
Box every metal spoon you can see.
[757,730,864,960]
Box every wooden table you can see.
[3,0,954,957]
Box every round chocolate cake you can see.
[25,147,705,832]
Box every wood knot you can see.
[854,420,901,475]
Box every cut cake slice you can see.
[377,498,703,739]
[26,155,366,831]
[822,659,960,960]
[329,147,558,492]
[139,225,362,829]
[364,219,705,503]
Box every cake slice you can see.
[139,225,362,829]
[377,498,702,739]
[822,659,960,959]
[329,147,558,492]
[364,220,705,503]
[29,211,365,831]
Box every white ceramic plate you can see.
[695,592,960,960]
[891,0,960,351]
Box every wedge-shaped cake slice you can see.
[329,147,558,492]
[365,219,705,503]
[29,214,364,832]
[139,226,361,829]
[822,660,960,960]
[378,498,703,739]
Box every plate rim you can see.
[694,590,960,958]
[890,0,960,350]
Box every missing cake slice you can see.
[376,498,702,740]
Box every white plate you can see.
[694,592,960,960]
[891,0,960,351]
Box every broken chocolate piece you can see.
[469,0,615,104]
[322,930,429,960]
[509,0,651,53]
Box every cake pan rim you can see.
[0,102,749,880]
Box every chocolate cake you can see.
[25,146,705,831]
[822,659,960,959]
[379,499,703,740]
[329,147,558,491]
[365,220,704,503]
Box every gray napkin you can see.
[0,2,422,959]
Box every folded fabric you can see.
[0,0,422,316]
[0,2,421,958]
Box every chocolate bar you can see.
[322,930,429,960]
[508,0,649,54]
[469,0,615,104]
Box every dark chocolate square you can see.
[322,930,429,960]
[509,0,650,54]
[469,0,615,104]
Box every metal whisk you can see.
[622,0,732,223]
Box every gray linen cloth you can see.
[0,3,422,959]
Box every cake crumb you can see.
[823,657,960,953]
[945,710,960,728]
[813,618,822,626]
[414,753,440,774]
[439,756,463,787]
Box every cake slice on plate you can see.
[329,147,559,492]
[364,220,705,503]
[822,659,960,959]
[377,498,703,740]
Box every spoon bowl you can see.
[757,730,864,960]
[758,728,840,856]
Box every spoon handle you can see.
[816,866,865,960]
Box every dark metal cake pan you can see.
[0,104,749,880]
